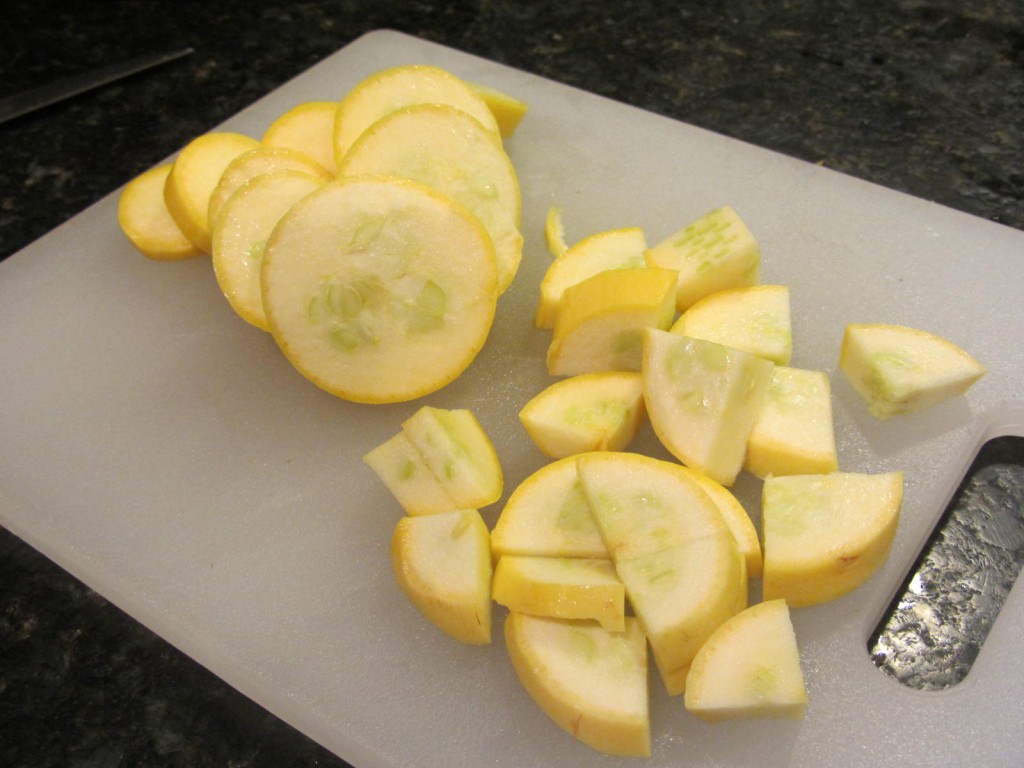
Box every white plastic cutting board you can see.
[2,30,1022,768]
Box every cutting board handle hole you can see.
[868,434,1024,691]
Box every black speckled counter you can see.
[1,2,1022,766]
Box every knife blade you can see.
[0,47,194,125]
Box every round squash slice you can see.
[333,63,500,162]
[339,104,522,293]
[261,176,499,403]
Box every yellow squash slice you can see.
[207,145,330,230]
[363,431,457,516]
[338,104,522,293]
[392,508,492,645]
[839,322,987,418]
[685,599,807,721]
[491,455,610,561]
[260,176,498,403]
[211,169,326,331]
[547,267,677,376]
[333,63,500,163]
[671,284,792,365]
[117,163,202,260]
[492,555,625,631]
[505,613,650,757]
[642,328,775,486]
[536,226,648,329]
[163,131,261,253]
[400,406,504,510]
[745,366,838,478]
[762,471,903,606]
[262,100,340,174]
[645,206,760,312]
[519,371,645,459]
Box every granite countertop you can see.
[2,1,1022,766]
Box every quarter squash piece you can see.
[838,322,987,419]
[211,169,326,331]
[338,104,522,293]
[400,406,503,511]
[547,267,677,376]
[536,226,648,329]
[333,63,500,163]
[117,163,202,260]
[745,366,838,478]
[519,371,645,458]
[362,431,457,516]
[645,206,760,312]
[392,509,492,645]
[505,613,651,757]
[762,472,904,607]
[262,100,340,174]
[491,455,610,561]
[163,131,261,253]
[574,452,727,560]
[492,556,626,631]
[685,599,807,722]
[642,328,774,486]
[260,176,498,403]
[671,284,792,365]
